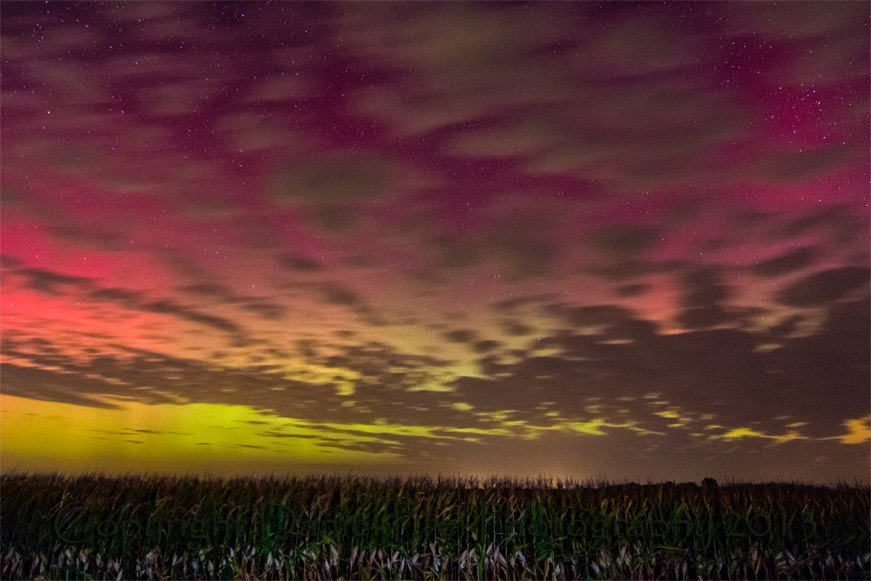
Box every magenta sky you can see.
[1,2,869,482]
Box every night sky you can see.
[1,2,869,482]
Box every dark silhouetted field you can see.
[1,474,868,579]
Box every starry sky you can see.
[1,2,869,482]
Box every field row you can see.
[2,474,869,579]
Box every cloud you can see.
[500,321,532,337]
[491,294,559,313]
[782,33,868,86]
[472,339,501,354]
[723,2,866,41]
[0,338,486,459]
[1,254,25,269]
[344,1,738,189]
[141,300,246,338]
[780,205,864,242]
[0,362,149,409]
[749,247,817,278]
[214,112,301,153]
[3,281,869,475]
[279,254,324,272]
[550,304,638,329]
[271,153,399,204]
[485,209,562,279]
[240,302,285,320]
[754,146,855,183]
[674,268,735,330]
[777,267,870,306]
[345,3,576,135]
[50,226,125,252]
[573,12,705,78]
[1,338,331,412]
[90,287,142,302]
[429,235,481,271]
[422,203,566,281]
[677,306,733,331]
[142,79,225,118]
[616,283,651,298]
[270,151,421,232]
[178,283,235,298]
[7,264,255,344]
[443,329,478,344]
[588,259,684,282]
[15,59,110,107]
[320,283,362,307]
[245,74,315,103]
[87,286,250,341]
[177,283,286,320]
[0,10,99,60]
[681,268,730,307]
[591,224,660,256]
[17,268,91,295]
[452,296,869,446]
[447,88,742,188]
[837,417,871,445]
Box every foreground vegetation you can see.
[1,474,868,580]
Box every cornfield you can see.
[1,473,868,580]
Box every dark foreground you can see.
[1,474,868,580]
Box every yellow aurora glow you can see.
[0,394,399,475]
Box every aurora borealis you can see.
[1,2,868,482]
